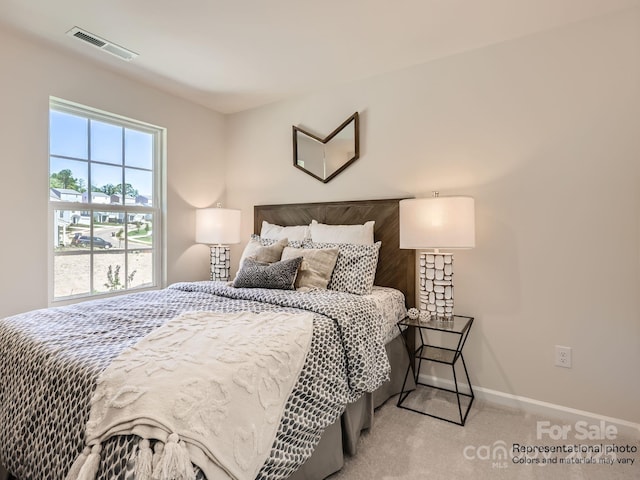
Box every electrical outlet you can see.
[555,345,572,368]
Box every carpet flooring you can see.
[328,392,639,480]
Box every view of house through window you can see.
[49,98,164,301]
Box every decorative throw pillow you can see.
[261,221,311,242]
[306,241,381,295]
[309,220,375,245]
[281,246,340,290]
[237,237,288,270]
[232,257,303,290]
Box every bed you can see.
[0,198,415,480]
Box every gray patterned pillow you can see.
[232,256,303,290]
[306,241,381,295]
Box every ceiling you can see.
[1,0,638,114]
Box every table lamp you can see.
[195,204,242,281]
[399,193,475,320]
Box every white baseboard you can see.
[417,373,640,440]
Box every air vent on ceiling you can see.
[66,27,138,62]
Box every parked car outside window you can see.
[75,235,112,249]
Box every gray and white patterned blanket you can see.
[0,281,390,480]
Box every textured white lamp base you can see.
[419,252,454,318]
[210,245,231,281]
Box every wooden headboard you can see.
[254,198,416,307]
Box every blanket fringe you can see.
[135,439,154,480]
[153,433,195,480]
[76,444,102,480]
[65,446,91,480]
[152,442,165,471]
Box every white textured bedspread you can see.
[70,310,313,480]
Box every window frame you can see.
[48,97,166,305]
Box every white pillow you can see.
[309,220,375,245]
[261,221,310,242]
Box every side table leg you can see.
[397,324,416,407]
[404,326,416,373]
[460,353,476,426]
[452,359,464,425]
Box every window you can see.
[49,98,165,302]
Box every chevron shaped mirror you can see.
[293,112,359,183]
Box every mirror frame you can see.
[292,112,359,183]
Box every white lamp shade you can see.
[195,207,241,245]
[399,196,475,249]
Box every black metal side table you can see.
[397,315,474,426]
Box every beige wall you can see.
[0,25,226,318]
[225,9,640,423]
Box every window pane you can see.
[127,214,153,289]
[49,158,87,200]
[93,252,126,294]
[92,209,122,294]
[53,209,86,247]
[91,120,123,165]
[127,214,153,250]
[53,209,91,297]
[128,249,153,288]
[50,110,88,159]
[125,129,153,170]
[125,168,153,206]
[91,163,123,203]
[54,253,91,297]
